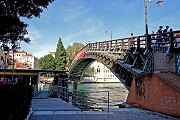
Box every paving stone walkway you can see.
[28,98,179,120]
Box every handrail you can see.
[69,30,180,74]
[83,30,180,53]
[58,85,110,112]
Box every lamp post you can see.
[143,0,163,55]
[105,31,112,40]
[12,44,16,84]
[144,0,149,55]
[11,42,20,84]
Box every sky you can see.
[20,0,180,58]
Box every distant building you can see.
[9,50,38,69]
[49,51,55,58]
[83,60,120,83]
[9,50,27,60]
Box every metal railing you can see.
[59,86,69,102]
[58,85,110,112]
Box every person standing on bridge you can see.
[157,26,163,42]
[163,25,169,42]
[128,33,135,48]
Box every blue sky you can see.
[20,0,180,58]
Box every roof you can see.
[0,69,68,75]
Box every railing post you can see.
[133,37,140,55]
[98,42,100,51]
[109,41,112,51]
[166,31,174,57]
[63,74,69,102]
[114,40,117,52]
[106,41,109,51]
[58,77,63,99]
[72,76,78,106]
[95,42,97,51]
[144,35,152,55]
[107,91,109,113]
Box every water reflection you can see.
[69,83,129,110]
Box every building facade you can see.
[9,50,38,69]
[83,60,120,83]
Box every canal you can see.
[34,82,129,111]
[69,83,129,110]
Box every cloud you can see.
[62,7,89,22]
[55,0,90,22]
[63,18,104,46]
[26,27,41,44]
[25,44,56,58]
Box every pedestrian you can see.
[157,26,163,39]
[163,25,169,42]
[129,33,135,48]
[175,33,180,48]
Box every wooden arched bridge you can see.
[69,30,180,117]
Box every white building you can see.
[9,50,38,69]
[83,60,120,83]
[49,51,55,58]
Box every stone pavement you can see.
[28,98,179,120]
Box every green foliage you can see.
[38,54,55,70]
[66,42,84,67]
[0,0,55,45]
[83,63,95,77]
[55,38,67,70]
[38,37,67,70]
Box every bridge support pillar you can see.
[127,73,180,118]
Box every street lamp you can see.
[11,42,20,84]
[143,0,163,55]
[105,31,112,40]
[156,0,163,7]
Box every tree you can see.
[0,0,55,47]
[55,38,67,70]
[66,42,84,67]
[38,54,55,70]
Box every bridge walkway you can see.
[31,98,81,111]
[28,86,179,120]
[29,98,178,120]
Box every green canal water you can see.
[69,83,129,110]
[35,82,129,110]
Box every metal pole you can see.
[3,53,6,81]
[143,0,150,55]
[108,91,109,113]
[12,50,14,83]
[110,31,112,40]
